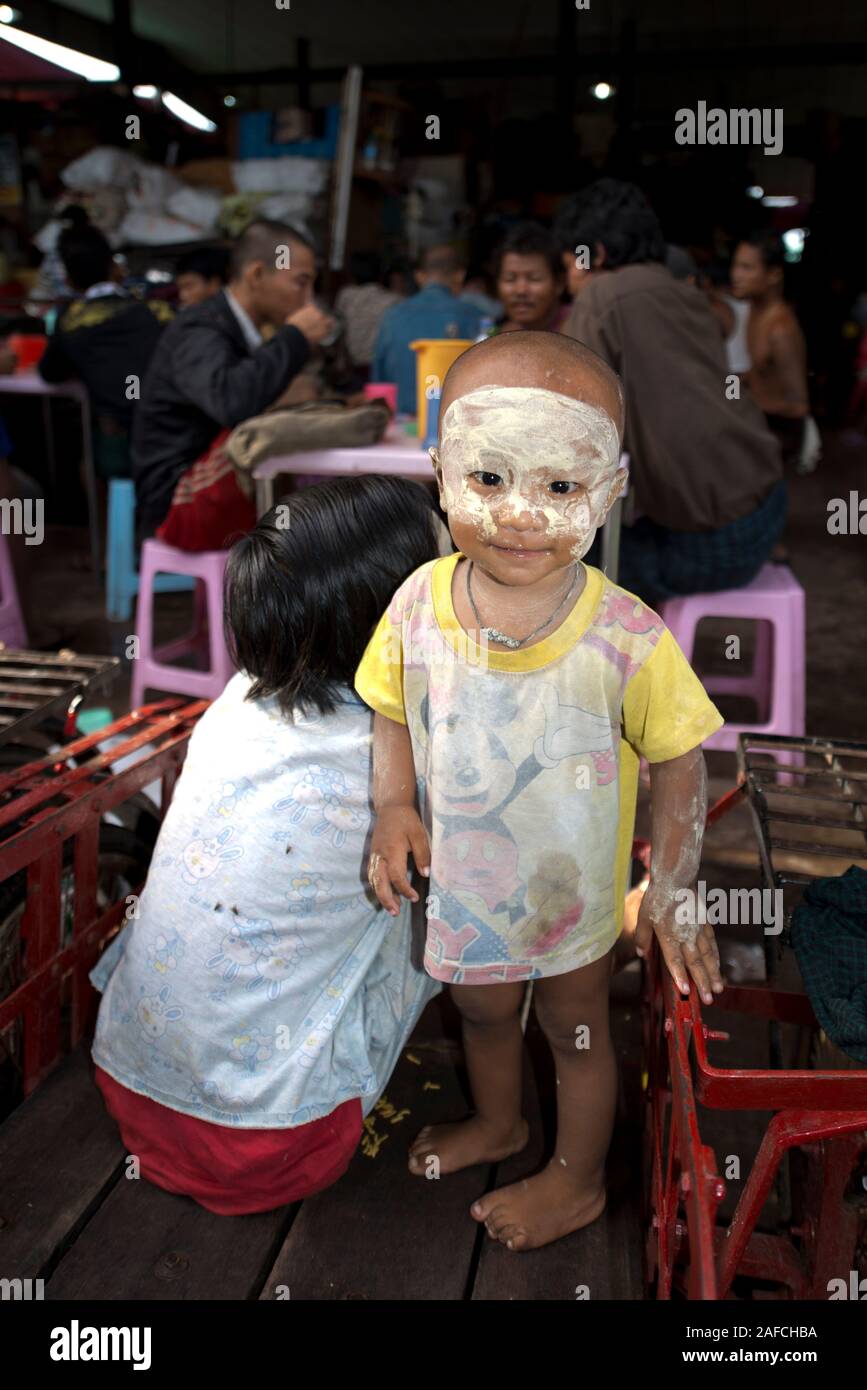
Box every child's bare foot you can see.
[408,1115,529,1176]
[470,1162,606,1251]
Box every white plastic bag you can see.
[117,209,204,245]
[61,147,141,191]
[257,192,313,223]
[232,158,328,196]
[166,185,222,231]
[127,164,182,211]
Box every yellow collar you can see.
[430,552,604,671]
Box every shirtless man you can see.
[731,231,820,473]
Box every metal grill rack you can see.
[0,649,120,745]
[737,731,867,1074]
[737,732,867,922]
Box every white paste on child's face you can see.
[437,386,622,560]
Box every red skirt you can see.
[94,1065,362,1216]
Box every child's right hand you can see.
[367,807,431,917]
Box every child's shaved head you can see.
[440,330,624,438]
[433,330,627,574]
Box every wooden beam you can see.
[296,35,310,109]
[209,41,867,87]
[554,0,576,126]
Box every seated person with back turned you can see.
[334,250,401,381]
[556,180,786,607]
[39,206,173,480]
[372,244,484,414]
[132,218,334,544]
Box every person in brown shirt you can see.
[555,179,786,605]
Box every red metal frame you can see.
[2,719,864,1297]
[0,699,206,1096]
[640,789,867,1301]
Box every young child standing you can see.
[355,331,726,1252]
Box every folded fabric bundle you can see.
[224,399,389,486]
[790,864,867,1064]
[158,401,392,552]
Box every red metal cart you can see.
[0,695,205,1107]
[642,734,867,1300]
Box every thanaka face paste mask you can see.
[433,386,624,560]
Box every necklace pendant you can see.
[481,626,522,650]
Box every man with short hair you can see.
[132,219,334,538]
[175,246,230,309]
[371,244,484,413]
[39,208,173,480]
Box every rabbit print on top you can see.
[90,672,438,1128]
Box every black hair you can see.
[383,255,413,294]
[348,250,383,285]
[224,476,440,717]
[741,229,785,271]
[702,257,732,289]
[176,247,230,283]
[229,219,315,281]
[664,243,698,281]
[494,222,564,282]
[421,244,466,276]
[552,178,667,269]
[57,205,114,291]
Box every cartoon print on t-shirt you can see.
[420,674,615,969]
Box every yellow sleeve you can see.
[622,629,724,762]
[354,607,407,724]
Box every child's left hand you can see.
[634,891,725,1007]
[639,747,726,1007]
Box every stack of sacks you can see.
[231,157,328,196]
[224,158,330,239]
[38,146,221,248]
[35,146,332,253]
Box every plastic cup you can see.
[409,339,475,438]
[7,334,47,372]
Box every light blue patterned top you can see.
[90,673,439,1128]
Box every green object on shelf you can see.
[77,707,114,735]
[404,420,418,437]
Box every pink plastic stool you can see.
[0,531,28,648]
[130,541,234,708]
[660,564,805,754]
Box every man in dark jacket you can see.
[39,207,173,479]
[132,218,333,535]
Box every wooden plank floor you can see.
[0,1047,125,1279]
[1,986,646,1300]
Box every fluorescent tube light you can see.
[0,23,120,80]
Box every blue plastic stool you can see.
[106,479,194,622]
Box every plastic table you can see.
[252,435,435,516]
[0,372,99,573]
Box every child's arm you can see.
[368,713,431,917]
[634,745,725,1005]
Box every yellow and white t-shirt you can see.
[355,555,722,985]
